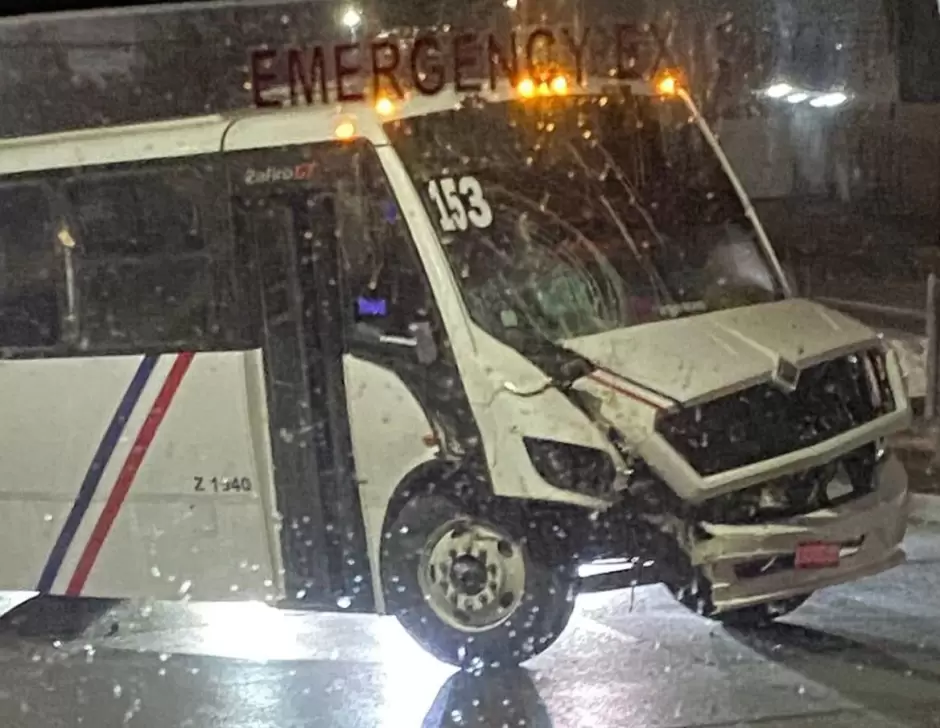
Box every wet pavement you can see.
[3,527,940,727]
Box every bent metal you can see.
[249,25,667,108]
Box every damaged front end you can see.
[681,445,908,614]
[571,338,911,617]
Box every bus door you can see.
[233,186,374,612]
[228,139,485,614]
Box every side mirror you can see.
[410,321,438,365]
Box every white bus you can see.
[0,70,911,667]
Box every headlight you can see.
[523,437,617,496]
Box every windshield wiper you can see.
[499,327,597,390]
[502,329,685,413]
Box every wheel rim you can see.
[418,518,527,633]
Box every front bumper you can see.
[691,453,910,613]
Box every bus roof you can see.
[0,76,657,177]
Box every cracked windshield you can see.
[0,0,937,726]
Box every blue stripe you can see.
[36,355,159,592]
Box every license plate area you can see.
[795,542,840,569]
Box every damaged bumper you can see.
[692,453,909,613]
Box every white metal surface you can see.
[371,144,623,511]
[565,299,882,407]
[565,300,911,502]
[0,350,282,601]
[343,354,440,614]
[0,116,231,175]
[700,454,909,612]
[0,77,657,175]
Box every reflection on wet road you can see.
[3,527,940,727]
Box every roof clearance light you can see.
[655,73,679,97]
[809,91,848,108]
[375,97,394,116]
[517,78,536,98]
[550,75,568,95]
[334,120,356,140]
[764,82,794,99]
[57,226,76,249]
[785,91,810,104]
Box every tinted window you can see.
[0,184,60,349]
[231,141,440,348]
[68,169,205,257]
[335,147,435,341]
[64,163,219,349]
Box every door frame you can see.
[232,188,375,612]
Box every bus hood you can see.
[563,299,880,406]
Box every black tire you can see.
[668,565,811,626]
[381,492,577,669]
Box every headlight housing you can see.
[523,437,617,497]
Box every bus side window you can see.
[0,184,60,350]
[65,163,215,350]
[338,150,433,343]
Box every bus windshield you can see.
[384,89,784,345]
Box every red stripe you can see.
[587,372,666,411]
[66,352,194,596]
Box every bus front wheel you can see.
[381,492,577,668]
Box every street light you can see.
[764,82,794,99]
[785,91,810,104]
[341,7,362,29]
[809,91,848,108]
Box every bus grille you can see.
[655,349,894,477]
[695,445,878,525]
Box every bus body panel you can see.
[242,347,288,601]
[0,116,231,176]
[0,71,913,640]
[455,325,625,508]
[562,299,912,503]
[0,350,283,601]
[564,298,885,407]
[224,107,389,153]
[696,453,909,612]
[367,146,619,514]
[343,354,440,613]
